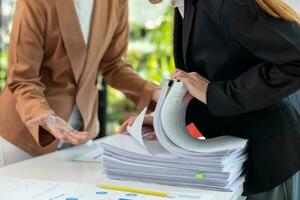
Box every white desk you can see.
[0,138,244,200]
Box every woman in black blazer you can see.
[147,0,300,199]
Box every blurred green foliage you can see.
[106,8,175,132]
[129,9,175,82]
[0,0,15,91]
[0,51,7,90]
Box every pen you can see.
[100,184,204,199]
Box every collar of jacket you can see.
[54,0,109,85]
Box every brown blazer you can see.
[0,0,158,156]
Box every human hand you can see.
[152,89,161,103]
[172,69,210,104]
[119,114,156,140]
[27,114,92,145]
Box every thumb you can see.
[147,132,157,140]
[119,119,131,133]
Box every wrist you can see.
[196,79,209,104]
[152,89,161,103]
[203,81,209,104]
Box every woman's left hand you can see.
[119,114,156,140]
[172,69,210,104]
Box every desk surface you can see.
[0,138,243,200]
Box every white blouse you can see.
[172,0,184,18]
[67,0,95,133]
[73,0,95,44]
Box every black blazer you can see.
[174,0,300,194]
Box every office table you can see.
[0,138,244,200]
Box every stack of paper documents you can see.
[102,80,248,192]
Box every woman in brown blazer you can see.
[0,0,159,166]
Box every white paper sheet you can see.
[0,177,214,200]
[127,107,148,148]
[126,106,172,157]
[102,134,173,158]
[160,81,248,152]
[73,147,103,163]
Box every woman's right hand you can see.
[26,114,91,145]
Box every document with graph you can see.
[0,177,210,200]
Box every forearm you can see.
[102,60,159,110]
[207,62,300,116]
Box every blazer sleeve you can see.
[99,0,159,111]
[7,0,55,146]
[207,0,300,116]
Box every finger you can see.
[121,117,137,131]
[68,133,88,146]
[172,69,180,78]
[127,117,138,127]
[189,72,199,76]
[65,136,80,145]
[45,124,66,140]
[142,126,154,134]
[182,92,194,103]
[172,69,181,79]
[143,115,154,125]
[77,131,92,137]
[70,131,91,141]
[119,119,131,133]
[63,131,80,145]
[172,69,188,80]
[147,132,157,140]
[189,72,205,80]
[176,76,189,86]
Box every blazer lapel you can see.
[80,0,111,83]
[182,0,197,66]
[54,0,87,83]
